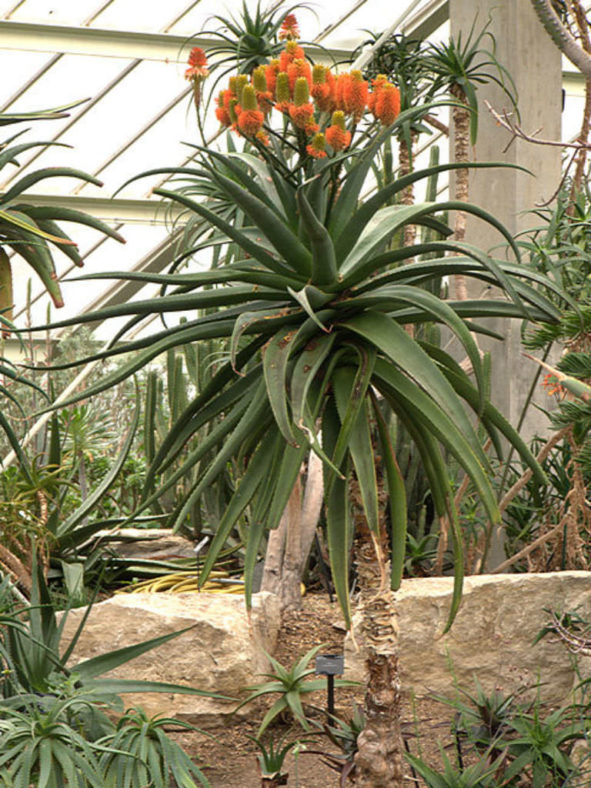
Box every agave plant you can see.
[0,695,108,788]
[25,21,565,785]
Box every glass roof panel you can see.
[0,50,54,104]
[94,102,199,198]
[4,57,183,194]
[167,0,252,36]
[90,0,197,32]
[2,51,132,117]
[317,0,437,49]
[7,0,103,24]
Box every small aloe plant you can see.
[236,644,356,736]
[98,707,210,787]
[405,748,506,788]
[249,732,306,787]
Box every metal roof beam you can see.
[0,20,351,63]
[18,194,182,223]
[401,0,449,39]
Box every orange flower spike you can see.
[306,132,327,159]
[215,90,232,126]
[325,110,351,151]
[311,64,333,112]
[373,82,401,126]
[237,85,264,136]
[287,58,312,93]
[333,72,351,112]
[289,77,315,130]
[226,97,239,128]
[279,12,300,40]
[367,74,388,114]
[275,71,291,113]
[252,65,268,93]
[346,70,369,122]
[234,74,249,105]
[289,104,315,130]
[293,75,310,106]
[252,65,273,114]
[265,59,280,95]
[185,47,209,109]
[184,47,209,81]
[279,40,305,72]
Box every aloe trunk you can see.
[353,487,404,787]
[450,83,471,300]
[398,132,418,249]
[261,452,324,610]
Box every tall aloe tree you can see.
[31,26,564,787]
[427,21,516,299]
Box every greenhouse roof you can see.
[0,0,583,340]
[0,0,449,336]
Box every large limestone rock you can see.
[345,572,591,705]
[96,528,196,560]
[60,592,281,727]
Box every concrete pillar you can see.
[449,0,563,567]
[449,0,562,436]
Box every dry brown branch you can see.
[424,113,449,136]
[485,100,591,150]
[0,544,32,594]
[498,427,570,515]
[545,611,591,656]
[489,522,563,574]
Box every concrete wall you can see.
[449,0,563,437]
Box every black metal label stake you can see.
[315,654,344,717]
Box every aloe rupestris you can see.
[29,26,565,786]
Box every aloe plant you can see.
[0,105,125,471]
[98,707,210,787]
[0,551,230,705]
[24,19,565,785]
[235,644,355,736]
[0,129,125,309]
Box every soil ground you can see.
[171,593,454,787]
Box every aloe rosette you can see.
[34,140,564,625]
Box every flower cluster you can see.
[542,372,565,398]
[186,16,401,158]
[185,47,209,81]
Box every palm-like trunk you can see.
[352,483,405,787]
[398,132,418,249]
[450,83,470,300]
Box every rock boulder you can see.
[60,591,281,727]
[345,571,591,705]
